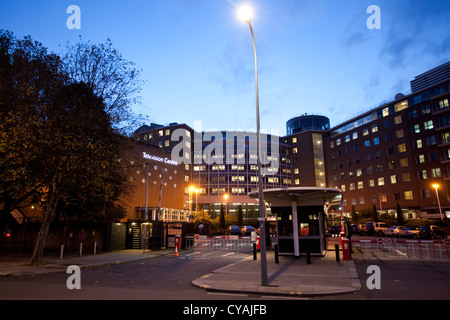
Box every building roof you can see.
[249,187,343,208]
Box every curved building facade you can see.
[286,115,330,135]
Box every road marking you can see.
[185,252,201,257]
[222,252,235,257]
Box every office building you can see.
[323,61,450,219]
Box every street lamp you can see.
[224,193,229,215]
[194,188,199,213]
[238,5,268,286]
[432,184,444,221]
[189,185,195,221]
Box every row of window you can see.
[338,167,440,188]
[345,190,414,206]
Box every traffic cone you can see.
[174,246,179,257]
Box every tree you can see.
[219,204,225,229]
[30,82,129,264]
[351,205,358,223]
[396,203,405,226]
[0,31,143,263]
[0,30,66,223]
[372,205,378,223]
[61,37,145,133]
[237,205,243,226]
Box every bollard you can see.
[335,244,340,262]
[93,241,97,255]
[253,242,257,260]
[306,245,311,264]
[60,244,64,259]
[274,244,279,264]
[79,243,83,257]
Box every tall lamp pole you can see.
[432,184,444,222]
[238,5,268,286]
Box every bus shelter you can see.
[250,187,343,257]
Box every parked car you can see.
[419,225,448,240]
[364,222,388,236]
[350,224,364,235]
[384,226,402,237]
[399,227,419,238]
[328,225,341,236]
[241,226,255,235]
[227,225,241,235]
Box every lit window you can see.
[404,191,413,200]
[424,120,434,130]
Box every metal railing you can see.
[350,238,450,260]
[188,235,253,252]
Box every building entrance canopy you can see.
[249,187,343,257]
[249,187,343,209]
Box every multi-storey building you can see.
[323,62,450,219]
[283,115,330,188]
[133,61,450,222]
[191,131,292,219]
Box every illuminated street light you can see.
[237,5,268,287]
[238,5,252,23]
[432,184,444,221]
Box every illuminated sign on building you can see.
[143,152,178,166]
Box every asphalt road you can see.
[0,250,256,300]
[2,249,450,302]
[318,258,450,300]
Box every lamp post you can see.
[224,193,229,215]
[189,185,195,221]
[432,184,444,221]
[238,5,268,286]
[195,188,199,213]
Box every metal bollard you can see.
[79,243,83,257]
[253,243,257,260]
[335,244,340,262]
[274,244,279,264]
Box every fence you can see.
[187,235,253,252]
[351,238,450,260]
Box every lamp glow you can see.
[238,5,252,23]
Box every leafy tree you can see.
[61,37,145,133]
[237,204,243,226]
[0,31,143,264]
[396,202,405,226]
[219,203,225,229]
[0,30,65,223]
[30,82,129,263]
[372,204,378,223]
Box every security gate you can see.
[191,235,253,252]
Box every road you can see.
[0,250,250,300]
[2,247,450,301]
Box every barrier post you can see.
[342,238,351,260]
[335,244,340,262]
[60,244,64,259]
[306,245,311,264]
[253,243,257,260]
[79,243,83,257]
[274,243,279,264]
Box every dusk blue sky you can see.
[1,0,449,135]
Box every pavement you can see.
[0,248,361,298]
[192,250,361,297]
